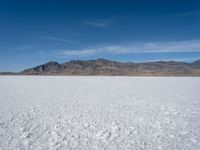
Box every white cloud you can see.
[85,19,115,28]
[57,39,200,57]
[17,45,34,50]
[58,49,97,57]
[176,10,200,17]
[44,36,79,45]
[103,39,200,54]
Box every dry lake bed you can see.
[0,76,200,150]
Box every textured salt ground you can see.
[0,76,200,150]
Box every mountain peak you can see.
[45,61,60,65]
[96,58,110,62]
[18,58,200,76]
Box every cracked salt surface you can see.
[0,76,200,150]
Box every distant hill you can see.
[0,72,19,75]
[12,58,200,76]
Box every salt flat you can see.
[0,76,200,150]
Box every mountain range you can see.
[2,58,197,76]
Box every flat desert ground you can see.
[0,76,200,150]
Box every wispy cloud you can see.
[103,39,200,54]
[17,45,34,50]
[56,39,200,58]
[58,49,97,57]
[44,36,79,45]
[63,29,80,36]
[176,10,200,17]
[85,19,116,28]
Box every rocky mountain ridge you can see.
[17,58,200,76]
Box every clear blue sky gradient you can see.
[0,0,200,71]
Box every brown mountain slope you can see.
[18,58,200,76]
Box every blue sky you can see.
[0,0,200,71]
